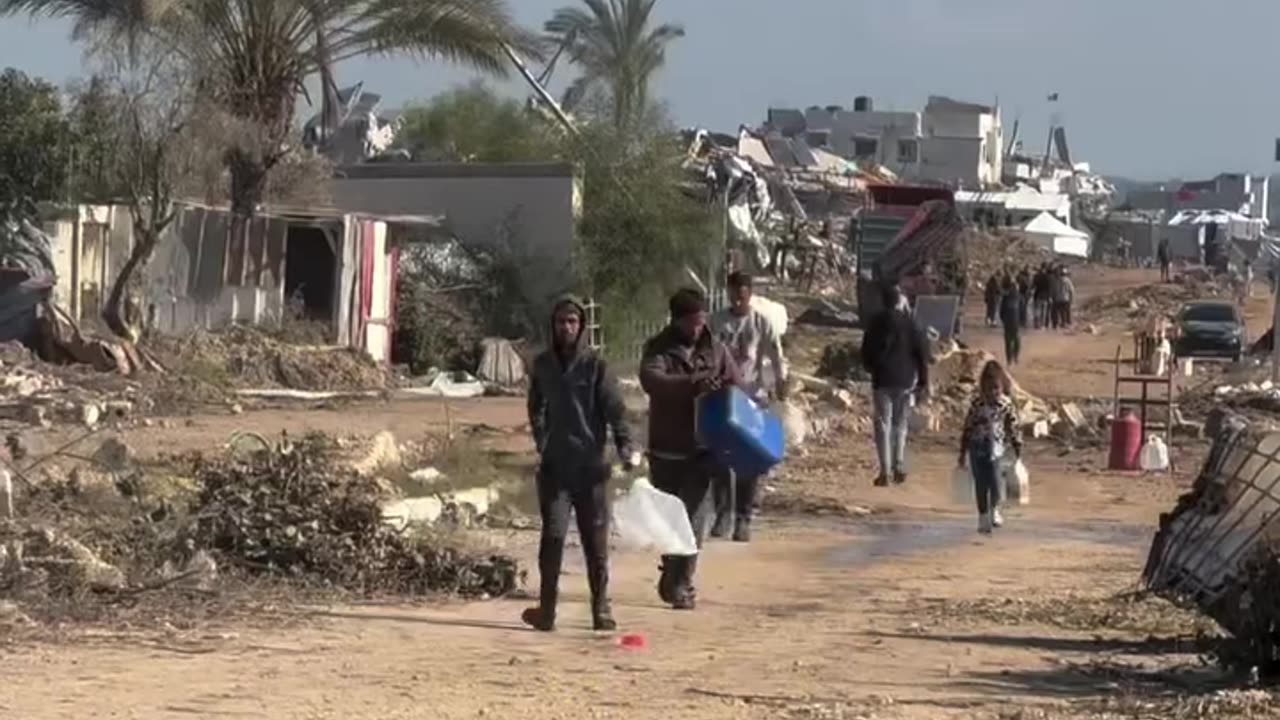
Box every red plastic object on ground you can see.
[617,633,646,649]
[1108,410,1142,471]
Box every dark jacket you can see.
[860,308,930,391]
[999,288,1022,329]
[1033,271,1050,300]
[528,297,634,477]
[639,324,738,460]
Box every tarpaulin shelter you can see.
[1020,212,1091,258]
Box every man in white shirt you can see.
[708,271,788,542]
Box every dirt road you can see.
[0,267,1229,719]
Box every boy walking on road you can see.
[708,272,789,542]
[640,289,739,610]
[860,281,930,487]
[524,297,638,632]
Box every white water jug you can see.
[1139,436,1170,472]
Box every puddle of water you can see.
[828,518,1154,567]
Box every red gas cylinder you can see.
[1108,410,1142,471]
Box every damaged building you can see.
[765,95,1004,189]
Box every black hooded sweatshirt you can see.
[527,296,634,478]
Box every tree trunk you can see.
[102,230,158,342]
[228,148,269,217]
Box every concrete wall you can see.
[330,162,580,309]
[919,137,984,187]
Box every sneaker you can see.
[732,518,752,543]
[873,475,889,488]
[978,513,993,535]
[992,508,1005,528]
[892,471,907,485]
[521,607,555,632]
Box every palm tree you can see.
[0,0,534,216]
[544,0,684,130]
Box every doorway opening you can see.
[284,226,337,326]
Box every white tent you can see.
[1021,211,1091,258]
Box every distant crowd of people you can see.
[983,263,1076,366]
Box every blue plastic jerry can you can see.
[696,386,785,478]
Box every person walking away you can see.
[1047,266,1066,329]
[1016,268,1032,328]
[860,281,930,487]
[1245,260,1256,299]
[999,277,1022,365]
[984,272,1002,327]
[708,272,788,542]
[523,297,637,632]
[640,289,738,610]
[958,360,1022,534]
[1060,268,1076,327]
[1032,264,1051,329]
[1157,238,1172,283]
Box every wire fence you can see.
[586,281,727,367]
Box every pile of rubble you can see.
[1080,277,1223,328]
[0,430,524,626]
[1144,414,1280,677]
[965,229,1047,283]
[187,432,520,597]
[150,325,391,392]
[0,342,144,427]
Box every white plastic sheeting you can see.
[1021,211,1091,258]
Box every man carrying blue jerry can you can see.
[708,271,789,542]
[640,289,739,610]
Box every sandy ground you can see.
[0,265,1242,720]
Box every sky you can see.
[1,0,1277,181]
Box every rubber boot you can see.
[591,597,617,632]
[521,605,555,632]
[670,555,698,610]
[657,558,676,604]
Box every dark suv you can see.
[1173,300,1246,362]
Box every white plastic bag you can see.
[1002,458,1031,506]
[1139,436,1170,472]
[950,464,974,506]
[612,477,698,556]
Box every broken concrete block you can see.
[1025,420,1050,439]
[79,403,102,428]
[827,388,856,412]
[381,496,445,531]
[1060,403,1087,429]
[354,431,401,477]
[26,405,50,428]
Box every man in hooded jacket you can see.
[523,296,637,632]
[640,288,738,610]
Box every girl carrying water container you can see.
[957,361,1022,535]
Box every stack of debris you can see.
[1144,415,1280,676]
[1080,277,1223,328]
[965,229,1046,284]
[151,325,390,392]
[0,342,142,427]
[188,432,520,597]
